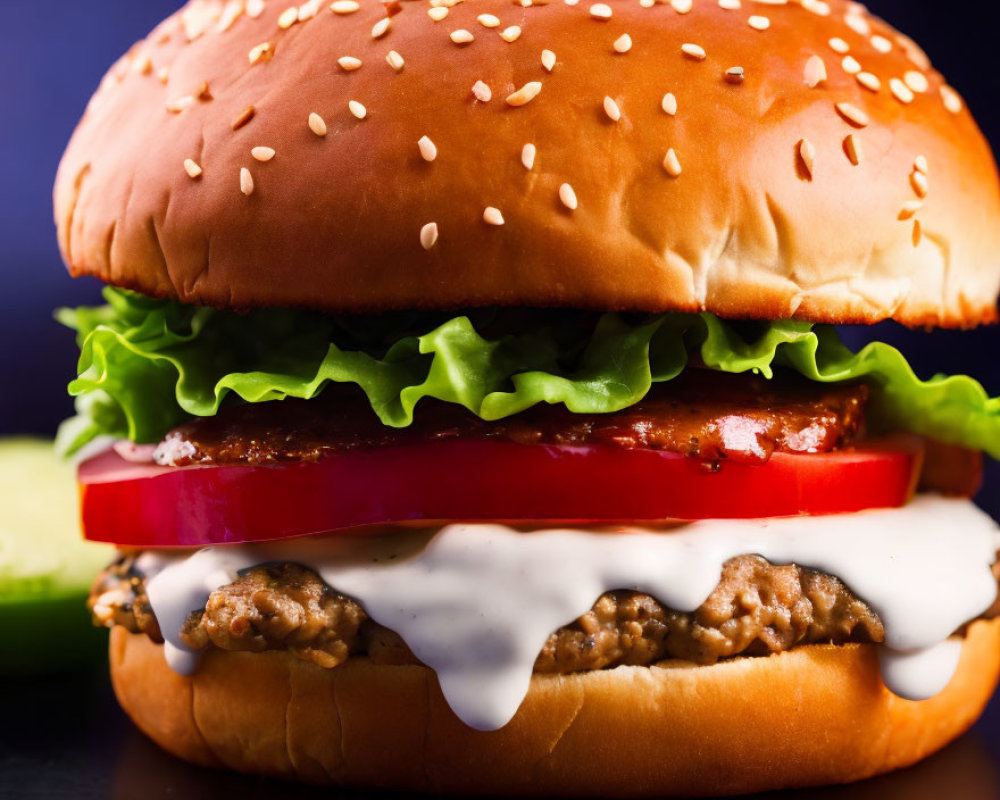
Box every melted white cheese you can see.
[140,496,1000,731]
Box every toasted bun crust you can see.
[56,0,999,326]
[109,619,1000,796]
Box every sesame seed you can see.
[639,0,654,7]
[941,85,963,114]
[841,56,861,75]
[521,143,536,170]
[506,81,542,107]
[500,26,521,42]
[856,72,880,92]
[251,146,276,161]
[541,49,557,72]
[420,222,439,250]
[428,6,449,21]
[725,66,745,83]
[483,207,505,226]
[603,96,622,121]
[748,16,770,31]
[450,29,474,44]
[278,6,299,28]
[195,81,213,101]
[828,37,849,54]
[914,155,928,175]
[845,12,871,37]
[308,112,328,136]
[478,14,500,27]
[803,0,830,14]
[912,219,922,247]
[718,0,740,8]
[559,183,578,210]
[681,43,706,61]
[843,134,862,165]
[472,80,492,101]
[371,17,391,38]
[662,148,682,177]
[157,67,170,84]
[240,167,254,196]
[753,0,786,4]
[804,55,827,88]
[898,200,922,220]
[232,106,256,130]
[661,92,678,115]
[910,170,928,198]
[418,135,437,162]
[835,102,869,127]
[614,34,632,53]
[248,42,274,64]
[338,56,362,70]
[330,0,359,14]
[349,100,367,119]
[897,33,931,71]
[386,50,405,70]
[298,0,322,21]
[798,139,816,179]
[889,78,914,104]
[166,95,196,113]
[589,3,612,19]
[247,0,266,17]
[133,55,153,75]
[904,70,929,93]
[183,158,203,178]
[870,34,892,53]
[670,0,692,13]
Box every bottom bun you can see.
[109,621,1000,797]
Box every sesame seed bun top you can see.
[54,0,1000,327]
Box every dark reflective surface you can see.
[2,659,1000,800]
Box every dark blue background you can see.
[2,0,998,509]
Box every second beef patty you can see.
[91,553,928,673]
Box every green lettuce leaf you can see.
[57,288,1000,458]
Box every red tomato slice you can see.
[78,437,924,548]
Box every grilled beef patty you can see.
[154,370,868,468]
[92,552,953,673]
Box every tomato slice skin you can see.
[78,437,923,548]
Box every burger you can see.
[54,0,1000,795]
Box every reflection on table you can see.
[1,665,997,800]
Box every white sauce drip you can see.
[140,496,1000,731]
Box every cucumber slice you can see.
[0,439,114,672]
